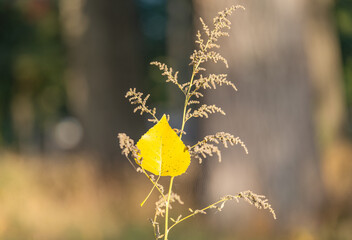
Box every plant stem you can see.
[164,176,175,240]
[180,64,198,139]
[165,38,212,239]
[168,198,228,231]
[180,39,211,139]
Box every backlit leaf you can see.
[136,115,190,176]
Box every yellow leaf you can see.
[136,115,190,176]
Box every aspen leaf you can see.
[136,115,190,176]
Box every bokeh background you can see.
[0,0,352,239]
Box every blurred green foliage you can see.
[335,0,352,133]
[135,0,168,104]
[0,0,66,147]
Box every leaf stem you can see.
[142,169,167,202]
[141,174,161,207]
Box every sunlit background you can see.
[0,0,352,239]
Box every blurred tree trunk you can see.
[194,0,344,232]
[59,0,144,169]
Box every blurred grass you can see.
[0,152,212,240]
[0,151,351,240]
[0,153,124,240]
